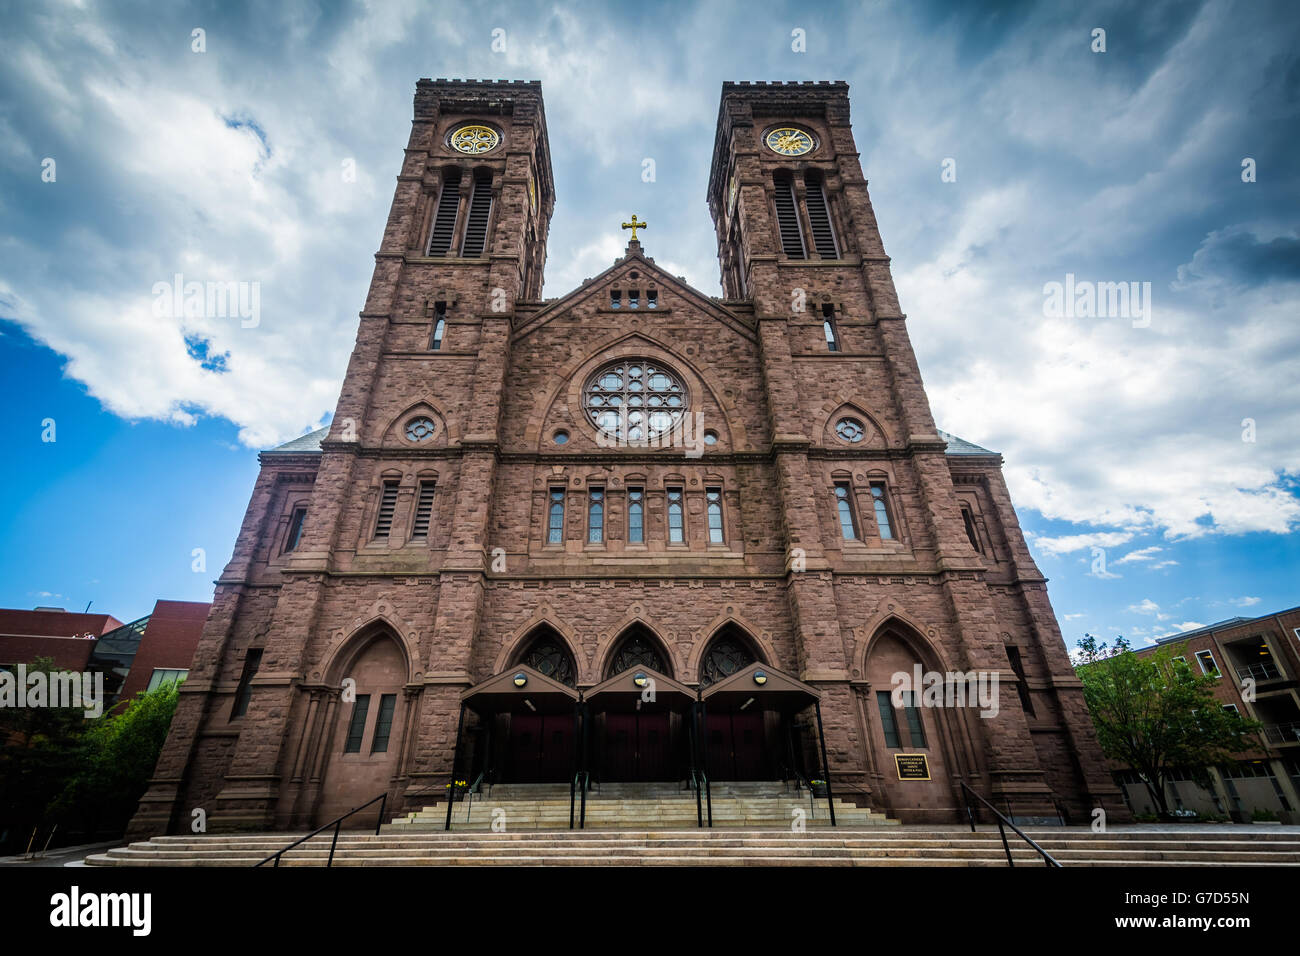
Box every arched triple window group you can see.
[510,622,761,687]
[772,170,839,260]
[427,168,494,257]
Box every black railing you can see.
[959,782,1061,867]
[570,769,590,829]
[254,792,388,868]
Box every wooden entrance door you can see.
[602,712,672,781]
[506,714,572,783]
[705,712,768,780]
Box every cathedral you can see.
[128,79,1127,836]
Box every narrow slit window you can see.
[876,691,901,748]
[870,482,894,540]
[430,301,446,350]
[667,487,684,543]
[548,488,565,544]
[961,505,981,552]
[627,488,644,543]
[371,694,397,753]
[588,487,605,543]
[374,481,400,539]
[902,690,927,748]
[822,304,840,352]
[230,648,263,720]
[284,506,307,553]
[706,487,724,544]
[344,694,371,753]
[834,483,857,540]
[410,481,436,540]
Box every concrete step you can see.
[84,827,1300,867]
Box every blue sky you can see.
[1,0,1297,644]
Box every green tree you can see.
[1075,634,1262,819]
[50,681,181,837]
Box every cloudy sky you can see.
[1,0,1297,644]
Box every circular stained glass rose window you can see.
[405,417,436,442]
[835,417,865,443]
[584,359,687,442]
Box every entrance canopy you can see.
[584,665,695,713]
[461,663,579,716]
[700,661,820,715]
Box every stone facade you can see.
[128,79,1127,836]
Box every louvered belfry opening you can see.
[772,171,806,259]
[427,168,462,256]
[374,481,399,538]
[460,169,494,257]
[804,171,839,258]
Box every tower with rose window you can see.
[128,80,1126,837]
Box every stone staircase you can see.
[388,781,889,830]
[85,827,1300,866]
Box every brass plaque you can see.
[894,753,931,780]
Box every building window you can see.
[374,481,400,539]
[627,488,644,543]
[585,359,687,443]
[834,483,858,540]
[870,482,894,539]
[547,488,565,544]
[667,487,684,543]
[427,168,462,256]
[629,289,640,309]
[876,691,901,748]
[146,668,188,692]
[1196,650,1220,678]
[410,481,436,541]
[804,170,839,258]
[706,487,724,544]
[772,171,806,258]
[552,429,569,445]
[647,289,658,309]
[405,417,436,442]
[1223,704,1240,717]
[430,302,446,350]
[1006,645,1035,717]
[835,417,864,443]
[611,289,622,309]
[284,506,307,553]
[344,695,371,753]
[230,648,263,720]
[588,487,605,543]
[822,304,839,351]
[901,690,927,748]
[459,169,493,257]
[961,505,982,553]
[371,694,397,753]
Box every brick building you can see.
[128,79,1126,836]
[1109,606,1300,822]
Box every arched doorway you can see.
[596,625,681,781]
[485,627,579,783]
[317,629,409,825]
[697,625,772,780]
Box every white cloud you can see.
[1030,531,1133,557]
[1129,599,1161,615]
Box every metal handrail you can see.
[254,792,388,868]
[958,782,1061,868]
[461,770,487,826]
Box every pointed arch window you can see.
[547,488,566,544]
[430,301,446,350]
[699,633,757,687]
[607,628,668,678]
[627,487,644,543]
[518,632,577,687]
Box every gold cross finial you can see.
[621,214,647,241]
